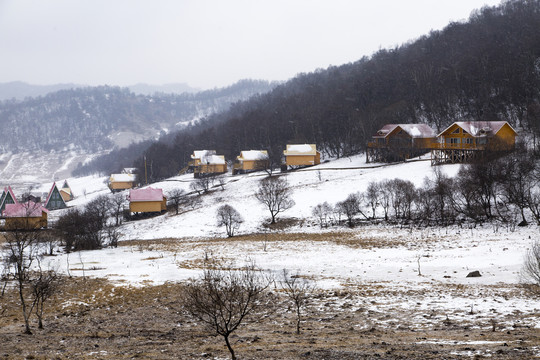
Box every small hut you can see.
[109,173,137,192]
[283,144,321,170]
[44,182,67,210]
[60,180,74,202]
[190,150,227,177]
[233,150,269,174]
[0,186,18,213]
[128,187,167,214]
[3,201,48,230]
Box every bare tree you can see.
[31,264,60,329]
[255,176,295,224]
[2,229,39,334]
[281,269,315,334]
[312,201,332,228]
[182,262,273,360]
[190,174,216,194]
[110,193,126,226]
[216,204,244,237]
[168,188,186,215]
[365,181,380,219]
[522,240,540,288]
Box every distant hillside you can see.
[93,0,539,183]
[0,81,202,101]
[0,79,277,154]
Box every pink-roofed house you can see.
[367,124,437,163]
[128,187,167,214]
[3,201,49,230]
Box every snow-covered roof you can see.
[238,150,269,161]
[129,187,164,202]
[110,173,136,183]
[438,121,516,137]
[191,150,216,160]
[4,201,48,218]
[374,124,436,139]
[284,144,318,156]
[200,154,226,165]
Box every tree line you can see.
[92,0,540,183]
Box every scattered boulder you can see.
[466,270,482,278]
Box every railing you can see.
[430,142,487,150]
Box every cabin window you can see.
[451,128,460,134]
[449,138,460,144]
[464,138,474,145]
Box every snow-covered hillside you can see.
[31,154,532,294]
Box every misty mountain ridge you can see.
[0,81,205,101]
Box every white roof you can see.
[201,154,226,165]
[239,150,268,161]
[284,144,317,156]
[191,150,216,160]
[110,173,136,182]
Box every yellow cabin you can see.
[128,187,167,214]
[3,201,48,230]
[283,144,321,169]
[431,121,517,165]
[233,150,269,174]
[109,173,136,192]
[367,124,437,162]
[191,150,227,177]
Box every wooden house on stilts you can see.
[366,124,437,163]
[430,121,517,165]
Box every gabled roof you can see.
[373,124,437,139]
[4,201,48,218]
[0,186,18,211]
[44,182,67,210]
[283,144,318,156]
[129,187,164,202]
[110,173,136,183]
[62,180,71,189]
[438,121,517,137]
[191,150,216,160]
[238,150,269,161]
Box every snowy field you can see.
[10,153,533,332]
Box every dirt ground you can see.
[1,275,540,360]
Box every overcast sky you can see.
[1,0,502,90]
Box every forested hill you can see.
[79,0,540,181]
[0,79,276,153]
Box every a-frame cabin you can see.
[0,186,18,213]
[44,182,67,210]
[60,180,74,202]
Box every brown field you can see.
[1,275,540,359]
[1,230,540,359]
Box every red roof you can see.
[129,187,164,202]
[3,201,48,218]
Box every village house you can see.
[366,124,437,163]
[431,121,517,165]
[128,187,167,214]
[108,173,137,192]
[3,201,48,230]
[190,150,227,177]
[233,150,269,174]
[44,182,67,210]
[282,144,321,170]
[0,186,18,213]
[59,180,74,202]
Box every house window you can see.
[464,138,474,145]
[449,138,460,144]
[451,128,460,134]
